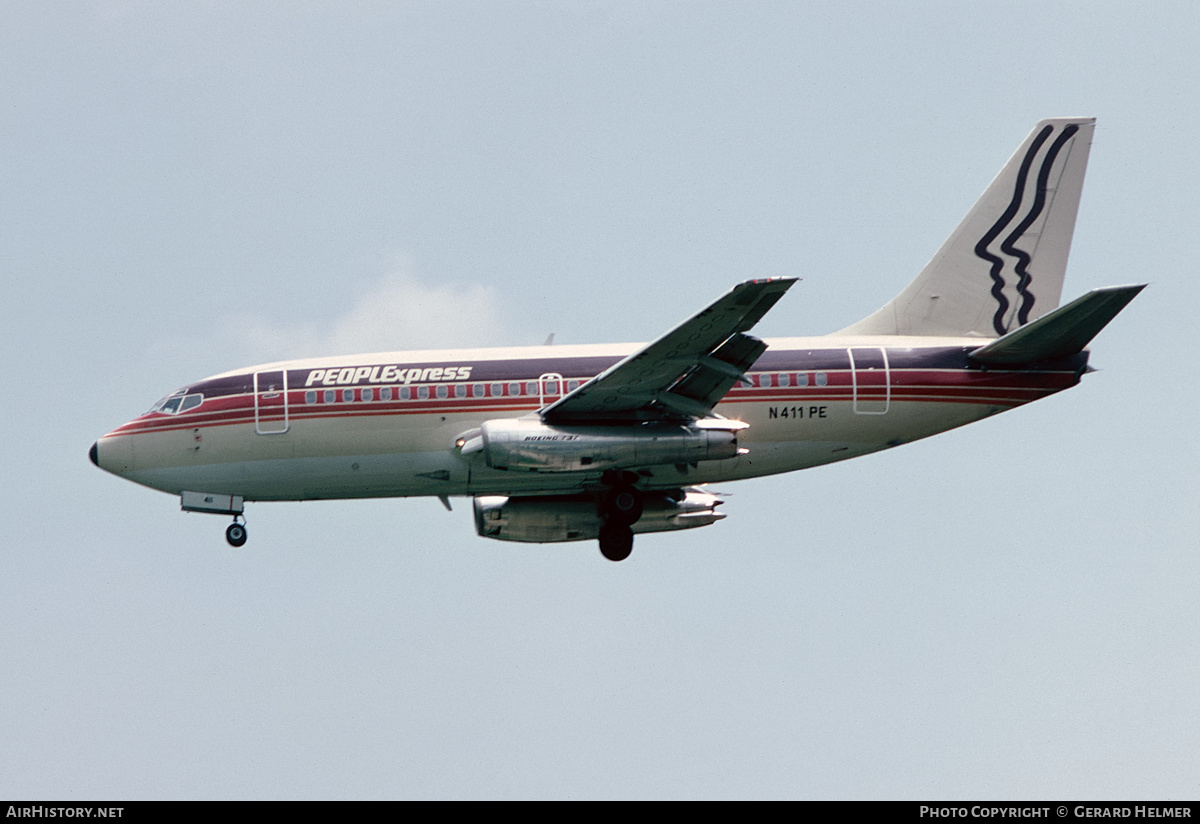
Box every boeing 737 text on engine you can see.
[91,118,1143,561]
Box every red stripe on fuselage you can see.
[103,365,1076,438]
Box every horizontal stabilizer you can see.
[968,284,1145,365]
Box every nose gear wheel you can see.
[225,516,247,548]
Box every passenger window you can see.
[418,386,429,400]
[436,385,448,399]
[491,383,503,397]
[381,387,392,401]
[455,384,466,398]
[400,387,411,401]
[568,380,580,391]
[778,373,791,387]
[815,372,827,387]
[324,389,335,403]
[797,372,808,386]
[361,387,373,402]
[508,383,520,396]
[342,389,354,403]
[759,374,772,388]
[305,391,317,405]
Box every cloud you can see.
[218,265,512,363]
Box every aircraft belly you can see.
[125,450,473,501]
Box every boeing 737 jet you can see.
[91,118,1143,561]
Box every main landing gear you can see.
[598,475,643,562]
[225,516,247,548]
[598,521,634,562]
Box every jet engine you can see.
[458,418,740,473]
[473,488,726,543]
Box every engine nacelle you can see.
[473,489,726,543]
[466,418,739,473]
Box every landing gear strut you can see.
[598,477,643,561]
[225,517,247,548]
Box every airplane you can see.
[90,117,1143,561]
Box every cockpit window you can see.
[147,392,204,415]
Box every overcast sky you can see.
[2,1,1198,800]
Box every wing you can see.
[541,278,797,424]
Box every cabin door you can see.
[848,348,891,415]
[253,370,290,434]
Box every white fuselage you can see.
[92,335,1084,502]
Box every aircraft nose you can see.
[90,436,133,476]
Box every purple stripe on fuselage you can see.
[172,347,1086,402]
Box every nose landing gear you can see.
[225,517,247,548]
[181,492,249,548]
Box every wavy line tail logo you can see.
[974,123,1081,336]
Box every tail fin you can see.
[842,117,1096,337]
